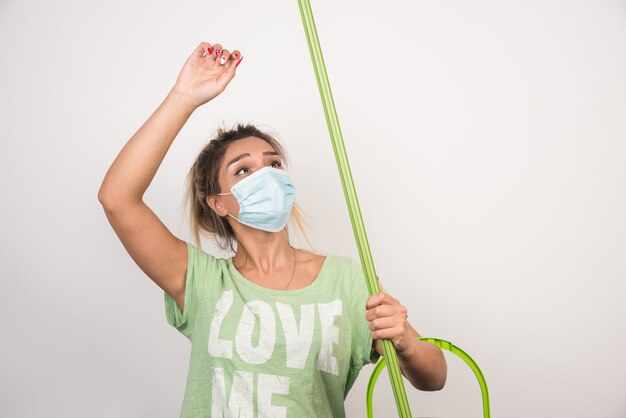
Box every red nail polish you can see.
[232,52,239,59]
[207,47,213,55]
[215,48,221,56]
[235,56,243,67]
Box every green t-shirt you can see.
[164,242,376,418]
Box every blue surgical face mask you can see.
[219,167,297,232]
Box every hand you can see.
[171,42,243,109]
[365,290,415,356]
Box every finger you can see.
[379,292,399,307]
[371,325,405,341]
[202,45,216,59]
[365,293,382,310]
[366,291,399,310]
[223,50,243,77]
[212,43,224,58]
[197,42,218,66]
[226,56,243,71]
[368,316,400,331]
[368,305,407,322]
[195,42,212,57]
[218,49,231,65]
[365,304,397,321]
[216,57,239,89]
[228,50,243,68]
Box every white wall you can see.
[1,0,625,417]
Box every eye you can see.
[269,160,283,169]
[235,167,250,176]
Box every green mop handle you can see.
[296,1,413,417]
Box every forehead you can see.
[222,136,276,161]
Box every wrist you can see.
[397,338,418,360]
[166,88,199,115]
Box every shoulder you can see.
[186,241,230,260]
[327,253,361,274]
[294,250,326,286]
[185,241,232,276]
[298,250,356,271]
[303,250,363,283]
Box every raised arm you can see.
[98,42,242,310]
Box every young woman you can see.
[98,41,447,418]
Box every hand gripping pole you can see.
[296,1,413,416]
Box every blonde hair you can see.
[185,124,309,251]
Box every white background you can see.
[1,0,625,417]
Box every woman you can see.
[98,41,447,417]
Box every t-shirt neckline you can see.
[226,254,332,296]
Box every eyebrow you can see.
[227,151,280,167]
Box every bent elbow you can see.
[97,185,119,212]
[431,374,447,391]
[432,357,448,391]
[417,374,446,392]
[97,186,109,206]
[98,183,141,212]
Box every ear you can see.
[206,196,228,217]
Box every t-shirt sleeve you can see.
[164,241,218,337]
[349,260,381,368]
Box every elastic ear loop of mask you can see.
[296,1,412,417]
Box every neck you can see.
[233,228,293,275]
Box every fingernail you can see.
[215,48,221,56]
[207,47,213,55]
[232,51,240,59]
[235,56,243,67]
[220,56,228,64]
